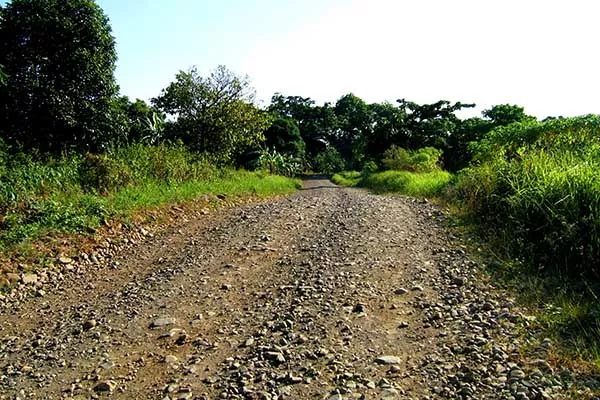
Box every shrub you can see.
[382,146,442,172]
[361,160,378,176]
[331,171,361,187]
[363,170,452,197]
[251,149,303,177]
[313,147,346,175]
[79,153,132,194]
[457,115,600,277]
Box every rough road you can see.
[0,178,574,399]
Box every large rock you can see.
[149,316,176,328]
[375,355,402,365]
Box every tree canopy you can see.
[153,66,271,163]
[0,0,118,153]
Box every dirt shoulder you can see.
[0,177,590,399]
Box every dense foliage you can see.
[0,0,119,153]
[456,115,600,277]
[152,66,271,163]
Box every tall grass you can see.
[0,143,300,251]
[456,115,600,277]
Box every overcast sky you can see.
[98,0,599,118]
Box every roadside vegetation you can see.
[332,146,452,197]
[1,0,599,370]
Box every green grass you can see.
[453,115,600,370]
[0,144,301,252]
[110,171,300,213]
[332,170,452,198]
[331,171,361,187]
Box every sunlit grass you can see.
[0,144,301,252]
[333,170,452,198]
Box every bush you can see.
[361,160,378,176]
[79,153,132,194]
[0,143,301,250]
[457,115,600,277]
[332,170,452,197]
[382,146,442,172]
[313,147,346,175]
[331,171,361,187]
[363,170,452,197]
[251,149,303,177]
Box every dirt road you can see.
[0,178,575,399]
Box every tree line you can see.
[0,0,536,174]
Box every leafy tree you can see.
[445,117,492,171]
[0,0,119,153]
[313,146,346,175]
[333,93,372,168]
[0,64,6,86]
[482,104,534,127]
[263,117,305,159]
[397,99,475,150]
[153,65,271,163]
[382,146,442,172]
[445,104,535,171]
[268,94,337,158]
[112,96,164,145]
[367,102,407,160]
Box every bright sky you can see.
[100,0,597,118]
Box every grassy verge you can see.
[110,170,300,213]
[452,115,600,371]
[0,143,301,254]
[332,170,452,198]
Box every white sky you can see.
[241,0,600,118]
[105,0,600,119]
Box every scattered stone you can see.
[352,303,366,313]
[375,355,401,365]
[93,380,117,393]
[83,319,97,330]
[381,387,400,399]
[6,273,20,283]
[163,355,178,364]
[264,351,286,364]
[150,317,176,329]
[21,273,38,285]
[394,287,409,295]
[510,368,526,379]
[452,276,468,286]
[58,256,73,264]
[410,285,424,292]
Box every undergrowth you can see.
[452,115,600,370]
[0,143,300,252]
[332,170,452,198]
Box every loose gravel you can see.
[0,177,593,399]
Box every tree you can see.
[112,96,165,145]
[333,93,372,168]
[0,0,119,153]
[482,104,534,127]
[153,65,271,163]
[444,104,535,171]
[263,117,305,159]
[268,94,336,158]
[0,64,6,86]
[397,99,475,149]
[367,102,407,160]
[445,117,492,171]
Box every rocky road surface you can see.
[0,178,583,399]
